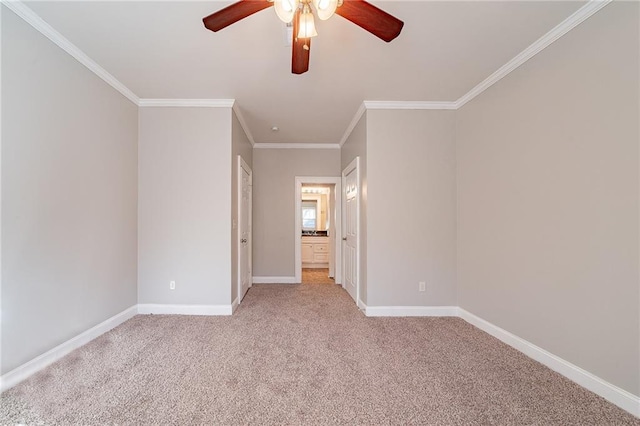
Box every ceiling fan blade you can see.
[203,0,273,32]
[335,0,404,42]
[292,9,310,75]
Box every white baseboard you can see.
[231,297,239,313]
[2,301,637,417]
[137,304,232,316]
[357,299,367,311]
[365,305,459,317]
[0,305,137,393]
[458,308,640,417]
[252,276,298,284]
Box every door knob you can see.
[342,237,347,241]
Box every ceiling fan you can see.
[203,0,404,74]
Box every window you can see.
[302,201,317,230]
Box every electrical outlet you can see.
[419,281,426,292]
[169,281,176,290]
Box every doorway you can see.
[294,177,342,285]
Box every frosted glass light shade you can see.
[274,0,298,23]
[298,8,318,38]
[313,0,338,20]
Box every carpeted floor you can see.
[1,283,638,425]
[302,268,335,284]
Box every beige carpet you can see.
[1,283,638,425]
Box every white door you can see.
[238,157,252,302]
[342,158,359,303]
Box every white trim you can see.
[237,155,253,306]
[336,0,612,145]
[2,301,637,416]
[339,103,366,147]
[253,143,340,149]
[363,101,457,110]
[138,99,235,108]
[339,101,456,149]
[232,103,255,146]
[137,304,233,316]
[365,306,458,317]
[458,308,640,417]
[3,0,610,126]
[294,177,343,285]
[454,0,612,109]
[231,297,239,313]
[252,276,298,284]
[295,180,302,284]
[0,305,137,392]
[1,0,139,105]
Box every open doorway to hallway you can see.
[294,177,342,285]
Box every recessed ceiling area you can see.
[25,0,585,144]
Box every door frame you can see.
[294,176,342,284]
[342,157,360,306]
[237,155,252,304]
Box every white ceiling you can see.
[25,1,585,144]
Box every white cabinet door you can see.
[302,243,314,263]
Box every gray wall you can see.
[456,2,639,395]
[231,112,253,303]
[252,148,341,278]
[1,7,138,374]
[367,110,457,307]
[341,114,368,303]
[138,107,232,305]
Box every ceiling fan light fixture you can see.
[274,0,299,23]
[202,0,404,74]
[313,0,338,20]
[298,5,318,38]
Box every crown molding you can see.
[138,99,235,108]
[2,0,139,105]
[363,101,457,110]
[339,0,611,145]
[138,99,255,146]
[6,0,611,147]
[231,103,255,147]
[253,143,340,149]
[339,103,367,147]
[454,0,612,109]
[339,100,456,147]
